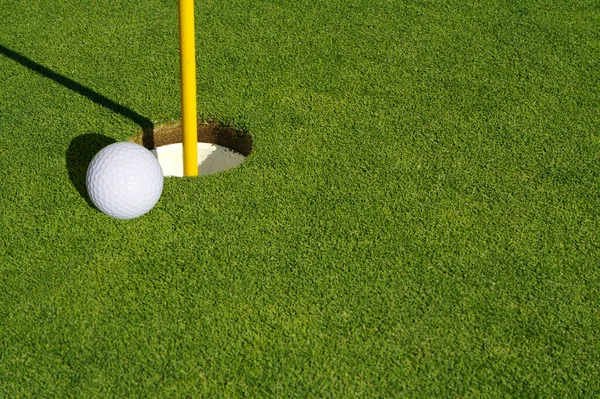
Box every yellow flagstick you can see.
[178,0,198,176]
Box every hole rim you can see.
[131,120,253,157]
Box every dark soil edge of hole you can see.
[130,121,252,156]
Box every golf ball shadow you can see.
[66,133,117,207]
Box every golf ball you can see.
[86,142,164,219]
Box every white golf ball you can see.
[86,142,164,219]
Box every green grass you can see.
[1,0,599,396]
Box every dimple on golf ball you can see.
[86,142,164,219]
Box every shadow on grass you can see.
[66,134,116,207]
[0,43,157,204]
[0,43,154,131]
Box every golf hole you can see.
[131,121,252,177]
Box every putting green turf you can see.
[1,0,599,396]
